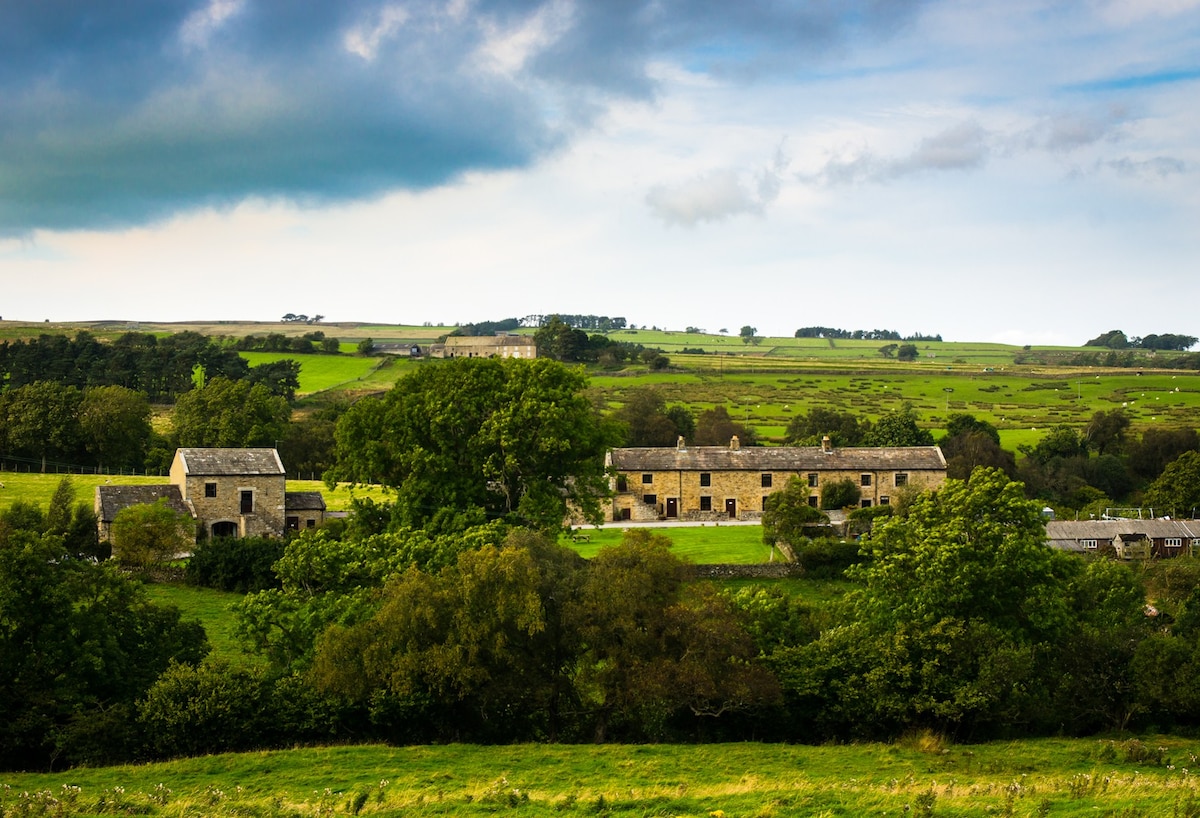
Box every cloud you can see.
[1104,156,1188,178]
[646,143,788,226]
[806,121,991,186]
[0,0,920,234]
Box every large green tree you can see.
[0,381,83,471]
[79,385,152,471]
[171,377,292,448]
[693,406,756,446]
[327,357,612,530]
[1143,450,1200,517]
[781,468,1144,739]
[612,387,693,447]
[865,403,934,447]
[784,407,868,447]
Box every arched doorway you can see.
[211,520,239,538]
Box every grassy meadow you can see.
[4,736,1200,816]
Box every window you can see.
[1166,537,1183,547]
[762,496,769,510]
[861,474,872,486]
[286,516,299,531]
[761,473,773,488]
[807,473,819,488]
[894,473,908,487]
[861,499,872,508]
[880,496,890,506]
[205,482,217,498]
[240,490,254,514]
[642,473,653,485]
[616,475,628,492]
[643,494,657,506]
[700,496,712,512]
[700,472,711,487]
[807,496,818,507]
[1081,539,1098,550]
[306,518,316,529]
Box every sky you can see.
[1,0,1198,346]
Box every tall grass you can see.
[4,737,1199,816]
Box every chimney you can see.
[677,435,686,449]
[730,435,740,450]
[822,435,832,453]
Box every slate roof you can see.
[1046,518,1200,551]
[95,484,191,523]
[607,445,947,472]
[285,491,327,511]
[175,448,285,476]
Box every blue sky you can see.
[1,0,1197,345]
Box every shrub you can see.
[185,536,285,592]
[795,539,867,579]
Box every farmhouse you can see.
[606,436,947,522]
[429,333,537,359]
[95,447,326,541]
[1046,518,1200,559]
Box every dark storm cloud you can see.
[0,0,922,233]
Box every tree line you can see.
[1086,329,1198,352]
[794,326,943,342]
[0,331,304,403]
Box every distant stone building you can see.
[605,436,947,522]
[95,448,325,541]
[1046,518,1200,559]
[429,333,537,359]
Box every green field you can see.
[0,473,389,514]
[3,736,1198,816]
[589,368,1200,444]
[563,524,773,563]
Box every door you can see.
[725,498,737,518]
[665,497,678,518]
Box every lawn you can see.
[4,736,1199,816]
[562,523,773,563]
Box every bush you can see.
[185,536,285,592]
[794,539,868,579]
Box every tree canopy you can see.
[327,357,612,530]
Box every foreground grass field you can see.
[4,736,1199,816]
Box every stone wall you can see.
[687,563,804,579]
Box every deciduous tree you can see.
[109,499,195,570]
[327,358,612,530]
[171,377,291,448]
[762,476,830,547]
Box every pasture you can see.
[589,367,1200,445]
[4,736,1199,816]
